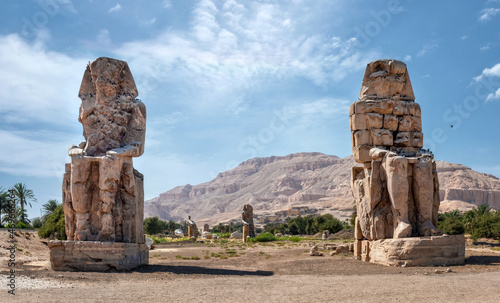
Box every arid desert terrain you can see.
[1,230,500,303]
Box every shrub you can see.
[251,232,277,242]
[16,222,29,229]
[32,217,43,229]
[38,204,66,240]
[264,214,344,235]
[438,216,464,235]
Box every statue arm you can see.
[106,142,142,157]
[68,145,84,157]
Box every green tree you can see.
[0,187,10,226]
[144,217,167,235]
[32,217,43,229]
[305,219,312,235]
[2,205,22,225]
[11,183,37,224]
[166,220,177,233]
[42,199,60,222]
[38,204,66,240]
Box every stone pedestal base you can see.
[49,240,149,271]
[354,234,465,267]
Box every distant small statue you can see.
[187,216,198,238]
[241,204,255,237]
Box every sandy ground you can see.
[1,230,500,303]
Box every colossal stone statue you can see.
[50,57,148,271]
[350,59,464,266]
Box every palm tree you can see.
[42,199,60,222]
[0,187,10,225]
[10,183,37,224]
[475,204,492,216]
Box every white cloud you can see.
[0,33,86,126]
[486,87,500,102]
[473,63,500,102]
[162,0,172,9]
[115,0,370,115]
[404,55,412,62]
[417,43,439,57]
[0,129,72,178]
[281,98,350,128]
[0,33,86,178]
[96,29,110,45]
[460,35,468,40]
[139,18,157,27]
[479,8,500,22]
[0,0,373,183]
[480,44,490,51]
[108,3,121,13]
[473,63,500,82]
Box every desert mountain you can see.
[145,153,500,226]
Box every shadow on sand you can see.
[133,264,274,276]
[465,255,500,265]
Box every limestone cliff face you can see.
[145,153,500,225]
[436,161,500,210]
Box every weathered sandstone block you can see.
[361,234,465,267]
[49,240,148,271]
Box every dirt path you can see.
[1,231,500,302]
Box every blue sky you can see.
[1,0,500,220]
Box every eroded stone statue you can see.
[187,216,198,238]
[350,60,464,266]
[351,59,439,240]
[50,57,148,271]
[242,204,255,237]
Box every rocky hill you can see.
[145,153,500,225]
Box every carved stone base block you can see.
[354,234,465,266]
[49,240,149,271]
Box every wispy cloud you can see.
[115,0,370,116]
[417,43,439,57]
[0,32,86,178]
[0,0,372,183]
[96,29,111,45]
[282,98,350,121]
[0,34,86,126]
[162,0,172,9]
[479,8,500,22]
[480,44,490,51]
[108,3,121,13]
[404,55,412,62]
[0,129,71,178]
[138,18,157,27]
